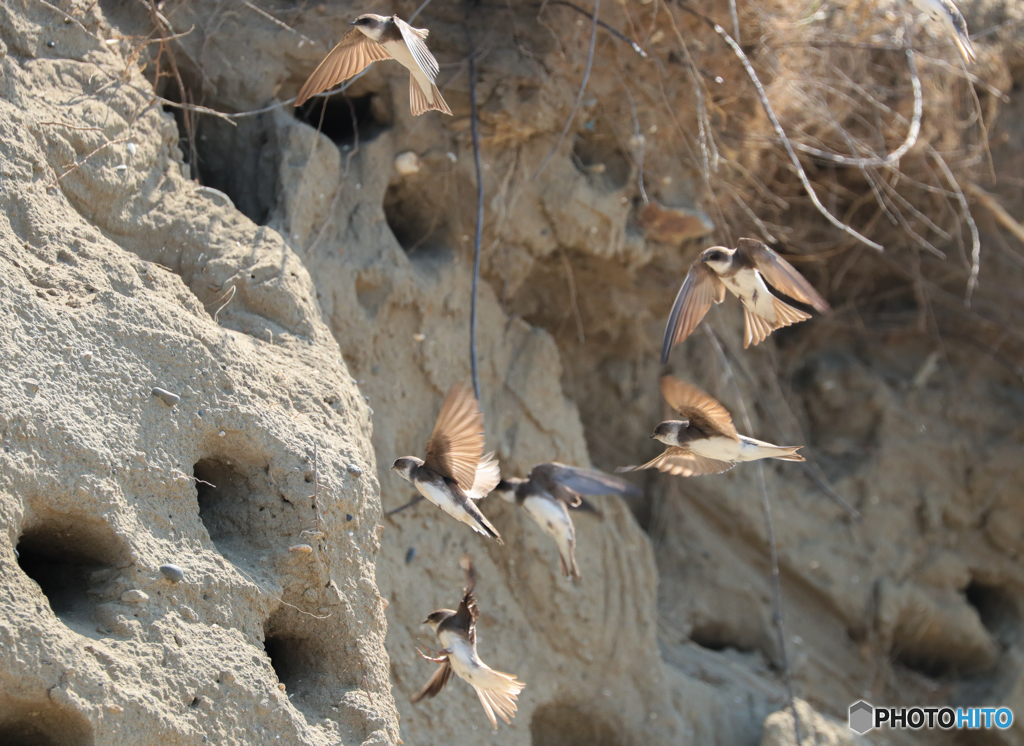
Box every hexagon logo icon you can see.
[849,700,874,735]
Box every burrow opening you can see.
[193,456,279,572]
[294,91,392,148]
[530,702,624,746]
[966,580,1021,647]
[571,127,631,192]
[16,513,125,637]
[0,693,94,746]
[194,115,281,226]
[263,606,350,723]
[382,174,451,258]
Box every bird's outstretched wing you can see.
[659,376,738,440]
[616,447,735,477]
[410,658,453,702]
[393,16,440,81]
[531,462,641,507]
[295,30,392,106]
[737,238,829,312]
[661,261,726,363]
[424,384,486,491]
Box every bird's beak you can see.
[350,20,358,24]
[649,433,656,439]
[422,619,430,624]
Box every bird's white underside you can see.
[689,435,792,462]
[382,40,434,102]
[415,481,486,534]
[722,270,779,324]
[522,495,575,565]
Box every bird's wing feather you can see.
[737,238,829,312]
[659,376,738,439]
[466,451,501,499]
[533,463,642,503]
[394,16,439,80]
[424,384,485,490]
[617,447,735,477]
[440,589,479,644]
[661,262,725,363]
[410,658,454,702]
[294,30,392,106]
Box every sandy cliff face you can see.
[2,0,1024,744]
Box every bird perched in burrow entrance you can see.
[412,556,525,729]
[391,383,502,541]
[491,463,640,580]
[294,13,452,115]
[661,237,829,361]
[908,0,976,65]
[618,376,805,476]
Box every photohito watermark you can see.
[849,701,1013,735]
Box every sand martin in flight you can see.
[618,376,805,476]
[294,14,452,115]
[391,384,502,541]
[909,0,976,64]
[412,557,525,729]
[492,463,639,580]
[661,238,829,360]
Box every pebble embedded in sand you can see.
[347,464,362,476]
[159,564,185,582]
[152,387,180,406]
[121,590,149,604]
[394,151,421,175]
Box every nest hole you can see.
[262,607,351,724]
[294,91,392,148]
[572,129,630,192]
[0,693,93,746]
[193,457,277,571]
[194,116,281,226]
[16,514,125,636]
[966,581,1021,647]
[382,176,450,259]
[530,702,624,746]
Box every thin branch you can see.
[533,0,600,179]
[386,495,425,516]
[536,1,647,57]
[468,38,485,401]
[409,0,435,23]
[34,0,91,34]
[928,147,980,305]
[242,0,314,45]
[787,45,922,168]
[967,183,1024,245]
[673,2,884,252]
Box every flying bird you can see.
[661,238,829,361]
[294,14,452,115]
[909,0,976,65]
[492,463,640,580]
[412,556,525,729]
[617,376,805,476]
[391,384,502,541]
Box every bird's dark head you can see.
[700,246,733,271]
[491,479,517,504]
[651,420,688,445]
[423,609,452,631]
[391,457,419,482]
[351,14,388,38]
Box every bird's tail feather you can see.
[743,298,811,348]
[740,437,805,462]
[472,669,524,728]
[409,76,452,116]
